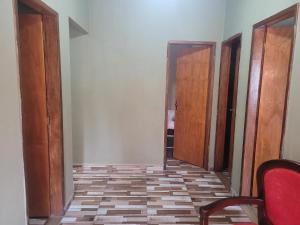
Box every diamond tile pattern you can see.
[61,160,251,225]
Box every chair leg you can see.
[200,215,208,225]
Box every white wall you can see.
[0,1,88,224]
[70,0,226,165]
[0,1,27,224]
[224,0,300,194]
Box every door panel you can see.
[241,27,266,196]
[19,13,51,217]
[251,27,293,196]
[173,47,211,167]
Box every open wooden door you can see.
[241,5,298,196]
[251,26,293,196]
[173,46,213,167]
[19,13,51,217]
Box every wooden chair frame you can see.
[200,160,300,225]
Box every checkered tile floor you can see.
[60,160,251,224]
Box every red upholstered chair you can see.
[199,160,300,225]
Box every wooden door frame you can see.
[163,41,216,170]
[240,4,298,196]
[214,33,242,173]
[14,0,65,216]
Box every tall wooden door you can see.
[251,26,293,196]
[19,13,51,217]
[173,47,212,167]
[241,27,266,196]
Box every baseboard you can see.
[73,163,164,167]
[231,187,238,196]
[46,217,62,225]
[241,205,258,223]
[64,193,74,212]
[230,187,258,223]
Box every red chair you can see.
[200,160,300,225]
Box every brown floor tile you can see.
[57,160,252,224]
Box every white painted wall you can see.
[0,1,27,224]
[0,1,89,224]
[224,0,300,194]
[70,0,226,165]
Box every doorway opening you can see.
[241,4,298,196]
[214,34,242,186]
[163,41,215,170]
[15,0,64,219]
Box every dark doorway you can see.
[215,34,241,184]
[223,40,241,170]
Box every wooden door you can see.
[19,13,51,217]
[241,27,266,196]
[251,26,293,195]
[173,47,212,167]
[241,6,297,197]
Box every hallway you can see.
[60,160,251,224]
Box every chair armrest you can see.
[199,197,263,225]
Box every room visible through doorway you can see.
[164,41,215,170]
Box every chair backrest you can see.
[257,160,300,225]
